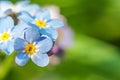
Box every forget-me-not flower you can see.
[0,0,40,18]
[14,27,53,67]
[0,16,29,55]
[18,10,64,41]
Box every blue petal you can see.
[14,38,27,52]
[15,53,30,66]
[31,53,49,67]
[0,16,14,33]
[48,19,64,29]
[35,10,50,20]
[0,1,12,8]
[0,43,6,53]
[18,11,34,23]
[0,1,12,7]
[15,1,29,7]
[24,27,40,43]
[6,40,14,55]
[36,36,53,53]
[0,40,14,55]
[40,28,58,41]
[21,4,40,16]
[12,23,30,38]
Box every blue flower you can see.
[14,27,53,67]
[0,16,29,55]
[0,0,40,18]
[18,10,64,41]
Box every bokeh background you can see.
[0,0,120,80]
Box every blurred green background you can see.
[0,0,120,80]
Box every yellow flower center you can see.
[35,20,46,28]
[0,32,10,41]
[25,44,36,55]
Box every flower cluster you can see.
[0,1,64,67]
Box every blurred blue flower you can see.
[0,0,40,18]
[0,16,29,55]
[44,6,74,65]
[18,10,64,41]
[14,27,53,67]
